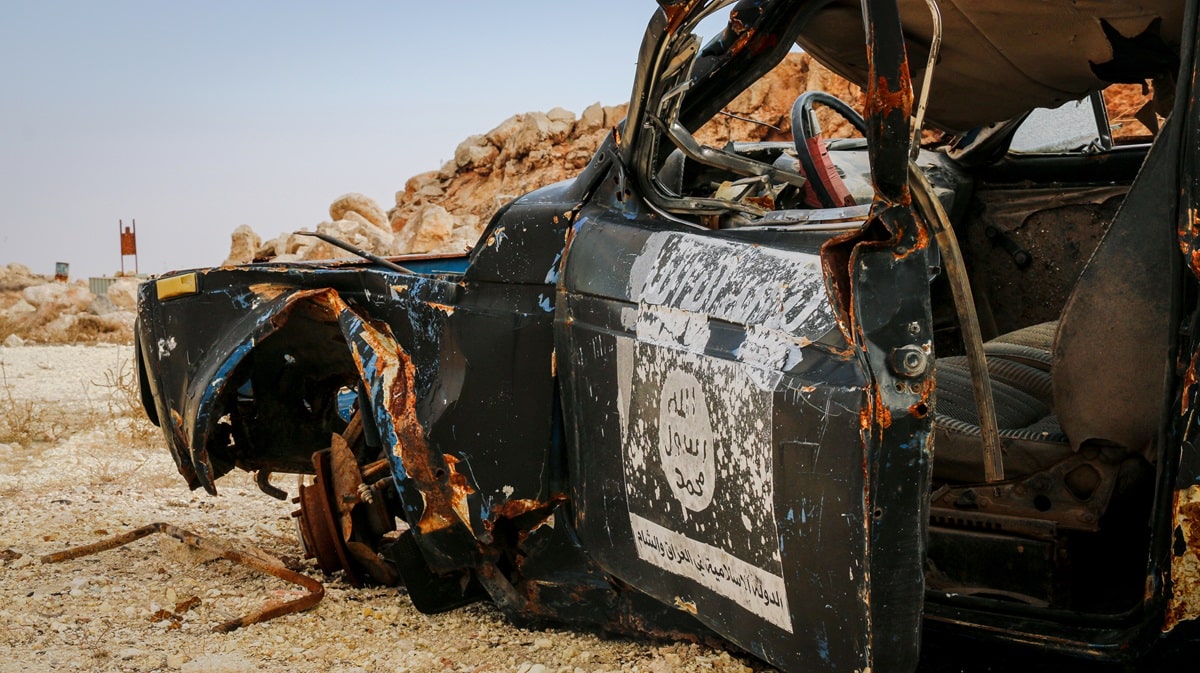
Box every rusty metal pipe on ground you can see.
[41,522,325,632]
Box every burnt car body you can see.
[135,1,1200,671]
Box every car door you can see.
[555,168,931,673]
[554,3,934,671]
[555,203,868,670]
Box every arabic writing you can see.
[630,513,792,632]
[658,370,715,512]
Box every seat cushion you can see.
[932,322,1071,483]
[982,321,1056,370]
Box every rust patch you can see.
[493,494,568,522]
[1166,485,1200,632]
[167,420,195,486]
[1182,352,1198,416]
[335,297,469,540]
[443,454,476,528]
[874,385,893,429]
[562,211,578,258]
[169,408,185,441]
[864,72,913,120]
[1177,207,1200,259]
[819,226,863,343]
[745,194,776,211]
[246,283,292,302]
[896,212,932,261]
[857,386,891,430]
[673,596,699,615]
[384,349,453,536]
[658,0,704,33]
[859,403,873,431]
[908,376,934,419]
[1177,208,1200,294]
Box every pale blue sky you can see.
[0,1,649,279]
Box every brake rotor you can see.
[293,449,363,585]
[292,434,399,587]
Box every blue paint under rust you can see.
[336,305,408,483]
[399,256,469,275]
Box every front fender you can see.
[144,286,347,493]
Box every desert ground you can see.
[0,343,764,673]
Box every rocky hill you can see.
[228,49,1156,267]
[0,264,138,345]
[224,53,868,264]
[225,52,1155,266]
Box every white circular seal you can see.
[658,369,716,512]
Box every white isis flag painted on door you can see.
[621,342,792,632]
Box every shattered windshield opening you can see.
[635,1,872,229]
[637,1,872,229]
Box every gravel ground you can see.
[0,345,764,673]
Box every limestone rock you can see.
[4,299,35,318]
[546,106,576,125]
[327,217,395,254]
[180,653,256,673]
[578,102,606,132]
[67,312,133,339]
[257,230,317,261]
[0,263,45,292]
[437,159,458,180]
[3,334,23,347]
[266,253,306,264]
[106,277,140,310]
[417,181,445,198]
[42,313,79,341]
[395,205,456,254]
[464,144,499,173]
[339,210,373,231]
[88,295,116,315]
[603,104,627,129]
[93,310,136,332]
[329,193,388,230]
[404,172,440,199]
[224,225,262,266]
[22,282,93,312]
[302,226,355,262]
[255,232,290,261]
[454,134,490,168]
[510,112,553,156]
[290,216,399,262]
[485,114,523,148]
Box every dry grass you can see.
[64,315,134,344]
[79,353,175,489]
[1,348,159,490]
[0,360,66,445]
[94,355,159,447]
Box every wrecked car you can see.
[134,0,1200,670]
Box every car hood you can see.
[794,0,1184,133]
